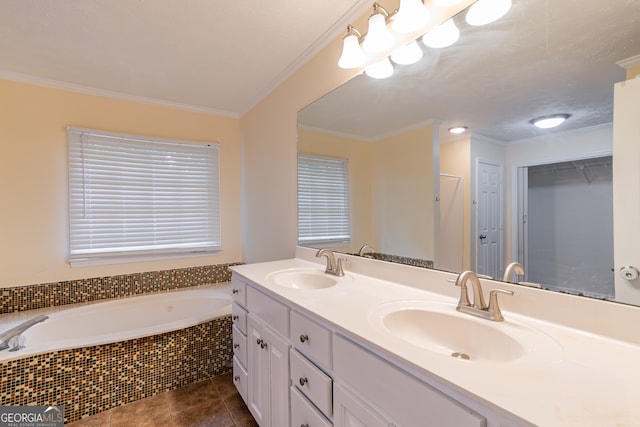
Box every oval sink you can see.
[267,268,350,290]
[370,300,562,364]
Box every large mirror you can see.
[297,0,640,305]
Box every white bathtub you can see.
[0,284,232,362]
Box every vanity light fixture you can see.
[362,3,395,54]
[530,114,571,129]
[338,26,366,69]
[448,126,468,134]
[466,0,512,26]
[338,1,512,76]
[392,0,430,33]
[422,18,460,48]
[391,40,424,65]
[365,57,395,79]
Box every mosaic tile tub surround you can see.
[0,317,233,423]
[1,263,241,314]
[0,263,240,422]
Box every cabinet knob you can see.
[299,334,309,343]
[234,344,239,349]
[301,424,309,427]
[232,289,239,294]
[232,315,239,321]
[234,376,240,382]
[256,338,263,345]
[261,342,268,349]
[299,377,308,386]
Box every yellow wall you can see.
[297,129,373,253]
[0,79,242,287]
[373,125,435,260]
[440,137,472,270]
[626,63,640,79]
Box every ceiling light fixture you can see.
[422,18,460,48]
[448,126,468,134]
[391,40,424,65]
[466,0,512,26]
[432,0,467,6]
[392,0,430,33]
[530,114,571,129]
[365,57,395,79]
[362,3,394,54]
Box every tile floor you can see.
[67,372,257,427]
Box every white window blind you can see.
[298,154,351,245]
[67,127,221,266]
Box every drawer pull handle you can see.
[232,289,239,294]
[299,334,309,343]
[232,315,239,321]
[299,377,308,386]
[234,344,239,349]
[234,376,240,382]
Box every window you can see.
[297,154,350,245]
[67,127,221,266]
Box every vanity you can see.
[230,247,640,427]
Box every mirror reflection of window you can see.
[297,154,351,247]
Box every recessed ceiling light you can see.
[448,126,468,134]
[530,114,571,129]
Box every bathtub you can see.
[0,284,232,362]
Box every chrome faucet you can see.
[357,244,375,257]
[454,271,513,322]
[502,262,525,283]
[316,248,345,276]
[0,314,48,351]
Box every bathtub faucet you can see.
[0,314,48,352]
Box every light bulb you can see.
[432,0,466,6]
[391,41,423,65]
[422,18,460,48]
[392,0,430,33]
[365,57,394,79]
[362,13,394,54]
[338,34,366,69]
[466,0,512,26]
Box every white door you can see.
[613,77,640,305]
[247,316,268,425]
[476,161,503,279]
[264,326,290,427]
[516,167,529,279]
[334,383,392,427]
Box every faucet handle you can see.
[335,258,346,277]
[488,289,514,321]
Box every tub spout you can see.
[0,314,48,352]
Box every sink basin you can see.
[267,268,351,290]
[370,300,562,364]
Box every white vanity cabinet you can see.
[232,277,291,427]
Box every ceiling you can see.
[298,0,640,142]
[0,0,369,117]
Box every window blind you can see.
[67,127,221,265]
[297,154,351,245]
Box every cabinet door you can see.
[264,326,290,427]
[247,315,269,426]
[334,382,393,427]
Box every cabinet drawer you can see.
[291,310,332,369]
[232,325,247,368]
[232,303,248,334]
[233,356,248,404]
[290,349,332,417]
[334,335,486,427]
[290,386,332,427]
[247,286,289,337]
[230,277,247,307]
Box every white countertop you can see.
[231,255,640,427]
